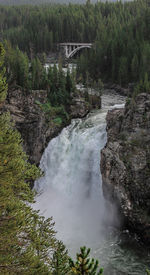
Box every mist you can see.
[33,96,123,255]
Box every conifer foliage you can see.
[0,0,150,86]
[0,43,7,104]
[0,43,57,274]
[52,240,71,275]
[70,246,103,275]
[0,112,58,274]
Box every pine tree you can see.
[0,50,57,274]
[0,113,52,274]
[31,57,44,89]
[0,43,7,105]
[52,241,71,275]
[66,69,73,94]
[143,72,150,93]
[133,73,150,97]
[10,47,30,89]
[118,56,128,85]
[131,54,139,81]
[69,246,103,275]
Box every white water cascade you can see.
[34,92,149,274]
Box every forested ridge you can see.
[0,0,149,86]
[0,0,126,5]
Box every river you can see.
[34,91,150,274]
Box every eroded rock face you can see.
[4,88,101,165]
[101,93,150,245]
[70,94,101,118]
[4,88,59,165]
[70,97,90,118]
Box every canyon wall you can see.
[101,93,150,245]
[3,87,101,165]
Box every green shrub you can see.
[53,117,62,125]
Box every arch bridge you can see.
[59,43,92,59]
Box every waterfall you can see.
[34,93,124,252]
[34,93,149,274]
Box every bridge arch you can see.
[68,45,92,58]
[59,43,92,59]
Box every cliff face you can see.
[4,88,101,165]
[101,93,150,244]
[4,88,56,165]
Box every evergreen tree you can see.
[0,112,56,274]
[66,69,74,95]
[0,51,57,274]
[69,246,103,275]
[133,73,150,97]
[16,48,29,89]
[93,79,104,96]
[0,43,7,104]
[143,72,150,92]
[31,57,44,89]
[118,56,128,85]
[131,54,139,81]
[52,241,71,275]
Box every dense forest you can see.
[0,0,123,5]
[0,0,150,273]
[0,0,149,86]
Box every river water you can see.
[34,92,150,274]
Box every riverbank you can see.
[104,83,135,97]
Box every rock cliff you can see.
[101,93,150,245]
[4,87,101,165]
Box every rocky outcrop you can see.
[4,87,101,165]
[70,97,90,118]
[101,93,150,245]
[104,83,134,97]
[4,88,57,165]
[70,93,101,118]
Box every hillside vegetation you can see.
[0,0,128,5]
[0,0,149,86]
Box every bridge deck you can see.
[59,43,92,46]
